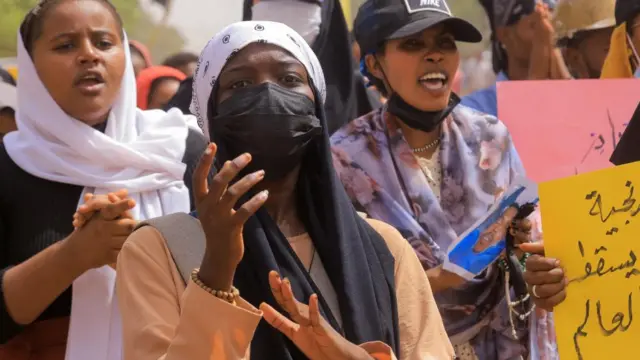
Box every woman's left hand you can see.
[261,271,373,360]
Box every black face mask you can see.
[212,82,322,181]
[386,91,461,133]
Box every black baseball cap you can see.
[354,0,483,55]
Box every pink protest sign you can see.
[497,79,640,183]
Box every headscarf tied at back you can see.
[136,65,186,110]
[190,21,399,360]
[243,0,369,135]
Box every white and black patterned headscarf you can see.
[190,21,326,133]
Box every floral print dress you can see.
[330,105,558,360]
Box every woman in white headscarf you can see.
[114,20,454,360]
[0,1,205,359]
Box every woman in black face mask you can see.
[113,21,454,360]
[331,1,540,359]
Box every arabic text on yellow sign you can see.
[540,161,640,360]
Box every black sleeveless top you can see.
[0,128,206,344]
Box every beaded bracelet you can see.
[191,269,240,304]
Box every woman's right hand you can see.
[519,242,567,311]
[64,194,138,271]
[195,143,269,291]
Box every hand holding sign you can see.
[520,242,567,311]
[540,161,640,360]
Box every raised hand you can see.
[195,143,269,291]
[261,271,373,360]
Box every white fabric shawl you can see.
[3,33,198,360]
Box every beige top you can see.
[116,217,454,360]
[287,233,343,327]
[415,148,442,202]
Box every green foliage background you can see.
[0,0,185,63]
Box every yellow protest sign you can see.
[540,161,640,360]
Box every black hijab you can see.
[163,77,193,112]
[244,0,375,134]
[615,0,640,27]
[611,101,640,165]
[199,27,400,360]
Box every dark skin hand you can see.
[262,271,374,360]
[520,242,568,311]
[195,143,269,292]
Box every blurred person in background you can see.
[163,77,194,117]
[600,0,640,78]
[129,40,152,77]
[554,0,615,79]
[244,0,379,134]
[136,66,186,110]
[462,0,570,117]
[460,51,496,95]
[162,52,199,77]
[0,68,17,142]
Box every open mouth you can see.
[74,71,105,93]
[418,72,448,92]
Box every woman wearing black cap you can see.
[331,0,539,359]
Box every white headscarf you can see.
[190,20,326,132]
[251,1,322,45]
[3,32,198,360]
